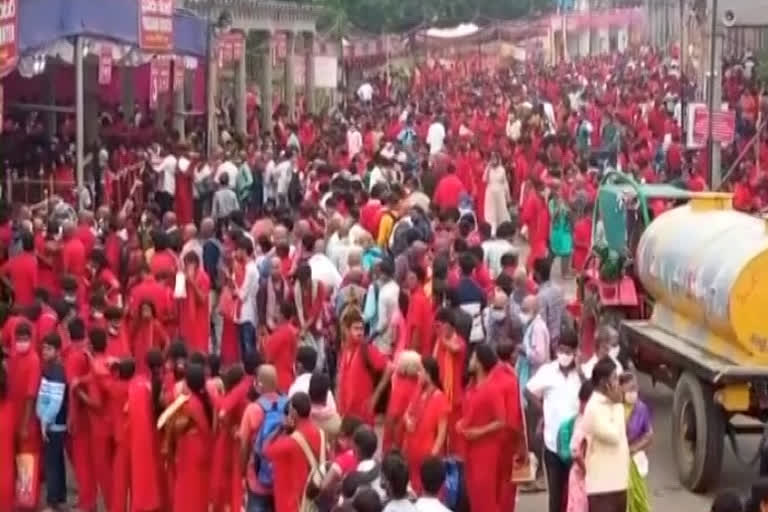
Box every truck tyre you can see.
[671,372,725,492]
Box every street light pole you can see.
[706,0,723,189]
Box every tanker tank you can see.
[635,195,768,363]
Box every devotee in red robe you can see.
[168,363,213,512]
[177,251,211,354]
[383,351,421,452]
[520,178,550,270]
[7,322,42,510]
[433,164,468,213]
[403,355,449,494]
[405,267,434,357]
[0,350,13,511]
[337,309,392,426]
[0,232,38,307]
[262,302,300,393]
[64,318,97,512]
[433,308,467,455]
[264,392,323,512]
[459,344,507,512]
[174,154,195,226]
[131,301,170,373]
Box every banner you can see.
[149,57,171,109]
[139,0,174,53]
[98,46,113,85]
[687,102,735,148]
[218,32,245,65]
[0,0,18,77]
[172,57,184,92]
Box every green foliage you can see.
[277,0,557,34]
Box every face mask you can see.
[625,391,638,404]
[490,309,506,322]
[519,313,532,324]
[557,353,574,368]
[609,346,621,359]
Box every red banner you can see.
[693,108,736,145]
[98,46,113,85]
[0,0,18,77]
[139,0,174,53]
[149,57,171,109]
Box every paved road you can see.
[516,366,763,512]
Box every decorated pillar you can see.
[173,61,185,141]
[304,31,315,115]
[235,40,247,135]
[285,31,296,120]
[84,56,99,146]
[261,30,274,133]
[121,66,135,124]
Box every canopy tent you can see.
[18,0,207,58]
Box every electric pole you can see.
[706,0,724,189]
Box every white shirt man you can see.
[275,158,294,200]
[526,359,582,456]
[289,372,337,410]
[152,152,178,196]
[426,120,446,155]
[215,159,238,190]
[308,252,343,292]
[347,127,363,157]
[357,82,374,102]
[236,259,260,326]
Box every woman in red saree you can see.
[219,254,244,366]
[174,155,195,226]
[432,308,467,457]
[130,301,170,375]
[170,363,214,512]
[403,355,450,494]
[382,350,421,453]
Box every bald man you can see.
[180,223,202,262]
[238,364,285,511]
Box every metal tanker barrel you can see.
[635,195,768,362]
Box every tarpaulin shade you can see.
[18,0,207,57]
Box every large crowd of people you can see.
[0,44,766,512]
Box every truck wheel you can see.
[671,372,725,492]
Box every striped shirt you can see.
[537,281,566,344]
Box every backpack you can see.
[388,217,414,257]
[556,415,577,463]
[292,428,327,512]
[252,395,289,488]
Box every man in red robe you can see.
[263,302,299,393]
[458,344,507,512]
[337,309,392,426]
[433,164,467,213]
[0,232,38,307]
[61,220,87,279]
[178,251,211,354]
[7,322,42,510]
[264,392,323,512]
[405,267,433,357]
[64,318,98,512]
[520,179,550,271]
[128,265,174,328]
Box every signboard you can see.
[218,32,245,66]
[98,46,113,85]
[686,102,735,148]
[139,0,174,53]
[0,0,18,77]
[172,56,184,92]
[149,57,171,109]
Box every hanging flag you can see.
[139,0,174,53]
[98,45,113,85]
[0,0,18,77]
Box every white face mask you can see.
[609,346,621,359]
[519,312,532,324]
[557,353,574,368]
[490,309,506,322]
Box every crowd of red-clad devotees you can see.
[0,45,765,512]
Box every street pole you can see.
[706,0,723,189]
[75,36,85,211]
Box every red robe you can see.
[178,269,211,354]
[403,387,450,493]
[65,342,97,511]
[434,334,466,455]
[263,322,299,393]
[489,363,523,512]
[127,374,163,512]
[571,217,592,272]
[383,374,419,452]
[520,190,550,270]
[406,287,434,357]
[0,394,14,510]
[264,419,322,512]
[462,376,506,512]
[130,319,170,374]
[173,394,213,512]
[337,339,388,426]
[0,251,38,307]
[7,347,42,509]
[87,354,116,509]
[174,161,195,225]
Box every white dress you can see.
[484,164,511,233]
